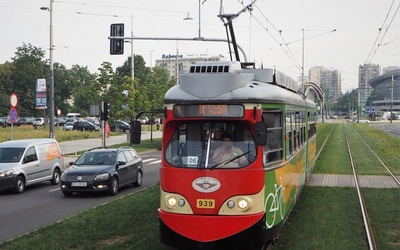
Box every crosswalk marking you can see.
[142,158,157,163]
[148,160,161,165]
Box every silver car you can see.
[63,121,75,131]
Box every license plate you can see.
[71,182,87,187]
[196,199,215,208]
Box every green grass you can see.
[0,125,104,142]
[314,123,400,175]
[270,187,400,250]
[2,185,398,250]
[0,185,163,250]
[315,124,353,174]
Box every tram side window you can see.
[285,112,293,158]
[262,111,283,166]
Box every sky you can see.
[0,0,399,92]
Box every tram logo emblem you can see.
[192,177,221,193]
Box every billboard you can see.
[36,78,47,109]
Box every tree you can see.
[10,43,47,117]
[366,90,385,106]
[334,89,358,114]
[116,55,150,85]
[68,65,98,116]
[146,67,175,109]
[0,62,14,115]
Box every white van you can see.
[66,113,82,119]
[0,138,63,194]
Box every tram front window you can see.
[165,122,256,168]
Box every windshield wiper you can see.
[209,151,251,169]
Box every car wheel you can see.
[108,176,119,196]
[125,129,130,134]
[50,168,61,185]
[62,191,73,197]
[14,176,25,194]
[133,170,142,187]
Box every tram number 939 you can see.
[196,199,215,209]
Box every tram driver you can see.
[212,133,247,167]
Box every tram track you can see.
[353,127,400,186]
[315,124,335,162]
[344,124,400,250]
[344,126,377,250]
[271,123,400,250]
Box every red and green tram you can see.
[156,60,317,249]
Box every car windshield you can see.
[165,122,256,169]
[75,152,116,165]
[0,148,25,163]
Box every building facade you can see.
[309,66,342,101]
[155,54,224,81]
[359,63,380,110]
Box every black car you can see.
[60,147,143,196]
[110,120,130,133]
[73,121,100,131]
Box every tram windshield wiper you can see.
[209,151,251,169]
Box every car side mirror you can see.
[117,161,126,166]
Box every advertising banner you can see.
[36,78,47,109]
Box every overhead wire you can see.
[247,2,302,71]
[364,0,400,64]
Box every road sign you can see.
[10,93,18,107]
[9,107,18,123]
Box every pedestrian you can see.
[105,122,110,138]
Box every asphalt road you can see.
[0,131,162,244]
[370,122,400,139]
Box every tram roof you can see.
[164,61,315,108]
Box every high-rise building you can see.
[359,64,380,109]
[309,66,342,101]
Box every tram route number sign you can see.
[173,104,244,118]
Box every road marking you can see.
[49,188,60,192]
[148,160,161,165]
[142,158,157,163]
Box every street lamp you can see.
[40,0,55,138]
[183,0,207,39]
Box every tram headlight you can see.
[166,196,177,208]
[238,199,249,209]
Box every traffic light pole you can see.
[101,101,109,148]
[101,120,106,148]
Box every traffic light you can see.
[110,23,124,55]
[101,101,110,121]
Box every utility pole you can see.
[390,75,394,123]
[40,0,55,138]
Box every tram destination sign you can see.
[173,104,244,118]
